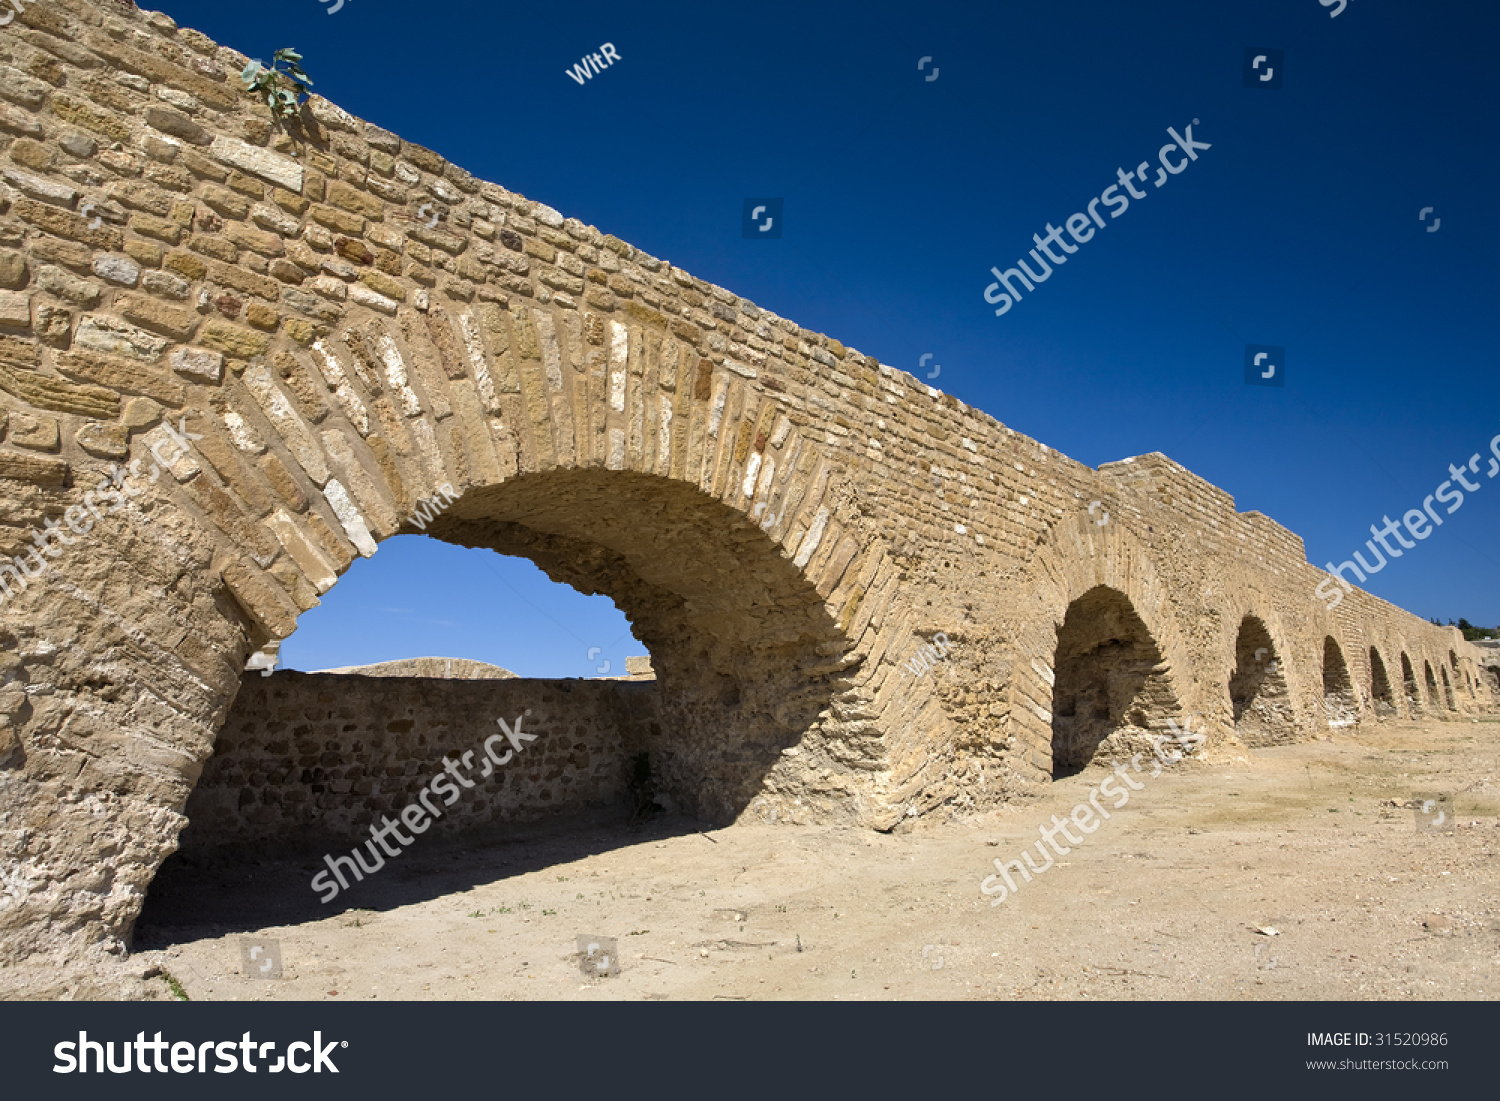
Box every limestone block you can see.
[73,314,170,361]
[323,478,377,557]
[92,254,141,286]
[170,346,224,384]
[10,411,58,451]
[75,421,129,459]
[0,292,29,330]
[208,135,304,191]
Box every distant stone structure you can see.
[314,656,517,679]
[0,3,1492,971]
[182,672,656,850]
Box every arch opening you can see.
[1368,647,1397,718]
[356,469,858,823]
[1322,637,1358,729]
[1424,660,1440,709]
[1228,617,1295,746]
[1049,585,1181,778]
[1401,652,1422,714]
[165,470,864,873]
[1440,666,1456,710]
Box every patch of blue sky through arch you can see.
[278,536,645,679]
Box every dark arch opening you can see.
[1368,647,1396,718]
[1049,585,1181,778]
[139,470,863,941]
[1424,660,1440,709]
[1440,666,1456,710]
[1401,652,1422,714]
[1322,637,1358,728]
[1228,616,1295,745]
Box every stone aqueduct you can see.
[0,3,1493,967]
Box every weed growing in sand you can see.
[159,969,189,1001]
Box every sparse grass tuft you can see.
[160,969,189,1001]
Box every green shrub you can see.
[241,49,313,122]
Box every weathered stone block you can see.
[146,106,212,146]
[75,421,129,459]
[170,346,223,384]
[119,296,200,341]
[13,198,123,250]
[199,321,271,359]
[208,135,303,192]
[10,412,59,452]
[0,293,30,330]
[73,315,170,361]
[0,363,118,418]
[0,251,28,290]
[0,448,67,485]
[54,350,186,407]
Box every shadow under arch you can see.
[1228,615,1295,745]
[1322,637,1358,729]
[1368,646,1397,718]
[404,467,862,823]
[1048,585,1183,778]
[1401,652,1422,715]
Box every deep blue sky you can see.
[154,0,1500,674]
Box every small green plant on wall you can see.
[241,48,313,122]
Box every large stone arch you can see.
[1007,512,1194,782]
[0,266,953,961]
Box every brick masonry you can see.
[0,2,1492,969]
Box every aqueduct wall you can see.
[181,671,662,849]
[0,2,1493,969]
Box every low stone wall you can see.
[179,671,661,849]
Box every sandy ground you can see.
[56,717,1500,1001]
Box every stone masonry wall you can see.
[180,671,661,849]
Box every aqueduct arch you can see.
[1321,637,1358,728]
[1047,584,1182,778]
[1228,616,1295,745]
[1368,647,1396,718]
[1401,652,1422,715]
[416,469,874,823]
[0,3,1493,970]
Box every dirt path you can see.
[105,718,1500,1001]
